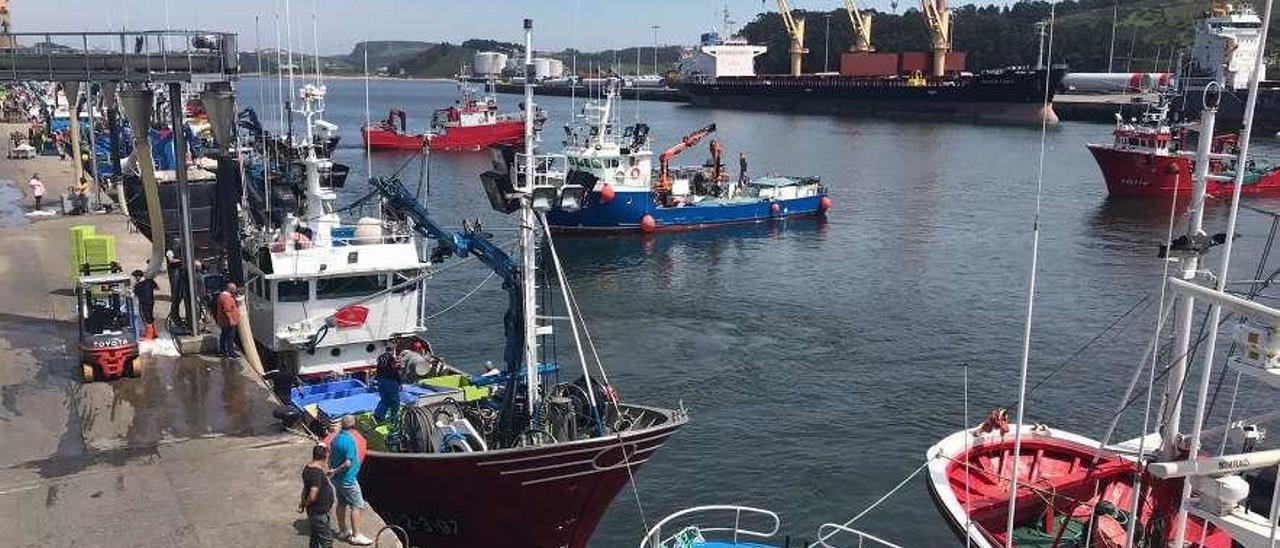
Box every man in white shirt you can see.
[27,173,44,209]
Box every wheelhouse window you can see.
[316,275,386,300]
[277,279,310,302]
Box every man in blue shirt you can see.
[328,415,372,546]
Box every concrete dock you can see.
[0,131,396,547]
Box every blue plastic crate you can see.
[290,379,369,408]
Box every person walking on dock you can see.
[132,270,158,340]
[215,282,240,359]
[329,415,373,546]
[373,345,402,425]
[27,173,44,209]
[298,444,335,548]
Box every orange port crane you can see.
[920,0,952,77]
[656,123,717,193]
[843,0,874,53]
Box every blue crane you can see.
[368,175,529,446]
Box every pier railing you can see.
[0,30,238,82]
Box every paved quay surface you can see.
[0,135,397,547]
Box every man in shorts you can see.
[329,415,372,546]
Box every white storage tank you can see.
[532,57,563,80]
[473,51,508,76]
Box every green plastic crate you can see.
[80,234,116,274]
[419,374,468,389]
[68,225,95,280]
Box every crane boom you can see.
[657,123,717,193]
[776,0,808,76]
[920,0,951,77]
[369,174,529,447]
[843,0,874,53]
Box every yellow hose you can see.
[234,294,266,378]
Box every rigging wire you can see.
[1123,168,1185,548]
[1004,5,1056,544]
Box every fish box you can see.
[840,52,899,77]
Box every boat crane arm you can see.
[371,174,530,447]
[657,123,716,193]
[843,0,874,53]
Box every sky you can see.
[18,0,1019,54]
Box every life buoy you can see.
[630,167,641,179]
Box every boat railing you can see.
[813,523,908,548]
[638,505,780,548]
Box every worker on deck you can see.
[372,345,402,424]
[131,270,158,340]
[739,152,748,186]
[215,282,240,359]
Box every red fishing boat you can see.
[927,422,1231,548]
[360,108,427,150]
[1087,101,1280,197]
[360,85,541,152]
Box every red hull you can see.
[361,127,426,150]
[358,405,684,548]
[928,427,1231,548]
[1089,144,1280,197]
[426,119,526,151]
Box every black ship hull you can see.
[678,67,1067,123]
[1176,79,1280,130]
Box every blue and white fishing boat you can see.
[544,81,830,232]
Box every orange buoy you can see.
[599,184,616,204]
[819,196,833,213]
[639,214,657,233]
[770,202,782,215]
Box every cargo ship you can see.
[1176,1,1280,130]
[675,5,1065,123]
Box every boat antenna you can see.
[520,17,542,435]
[362,14,373,211]
[274,4,286,141]
[1003,4,1055,546]
[1170,0,1274,544]
[284,0,297,98]
[311,0,323,87]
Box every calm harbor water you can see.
[240,77,1280,546]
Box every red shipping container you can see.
[840,52,899,77]
[944,51,967,73]
[898,52,929,73]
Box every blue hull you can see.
[546,192,827,231]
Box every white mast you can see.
[1159,80,1219,461]
[1170,0,1275,544]
[520,18,541,434]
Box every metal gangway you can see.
[0,30,237,82]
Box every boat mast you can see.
[1159,82,1219,461]
[520,18,542,434]
[1170,0,1274,545]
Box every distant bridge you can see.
[0,31,237,83]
